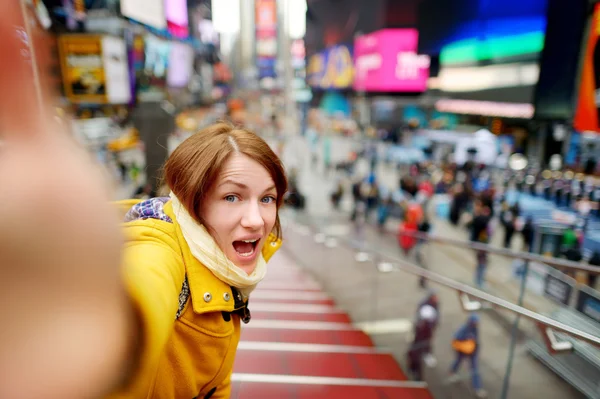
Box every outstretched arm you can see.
[0,14,138,399]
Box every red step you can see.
[251,297,335,305]
[251,311,352,323]
[234,349,407,380]
[240,328,373,346]
[251,290,336,307]
[257,283,323,291]
[235,251,433,399]
[230,379,434,399]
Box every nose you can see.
[241,201,264,230]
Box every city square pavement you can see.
[274,134,584,398]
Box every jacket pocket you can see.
[149,307,239,399]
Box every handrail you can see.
[302,213,599,274]
[387,229,600,275]
[288,218,600,347]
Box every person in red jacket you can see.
[399,203,424,256]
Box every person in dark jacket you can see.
[499,201,516,249]
[407,291,439,381]
[469,199,492,288]
[521,216,535,252]
[449,183,469,226]
[416,212,432,287]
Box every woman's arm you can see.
[110,221,186,397]
[0,17,144,397]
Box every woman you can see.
[1,118,287,397]
[113,122,287,398]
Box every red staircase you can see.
[231,252,434,399]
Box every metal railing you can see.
[286,213,600,399]
[384,228,600,275]
[295,219,600,347]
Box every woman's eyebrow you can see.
[219,180,276,194]
[219,180,248,189]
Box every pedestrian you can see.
[415,210,432,287]
[468,199,492,288]
[449,314,487,398]
[499,201,515,249]
[399,202,423,257]
[521,216,535,253]
[407,293,439,381]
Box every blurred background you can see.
[6,0,600,398]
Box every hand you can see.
[0,15,134,399]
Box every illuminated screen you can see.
[165,0,189,38]
[353,29,430,92]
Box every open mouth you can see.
[232,238,260,258]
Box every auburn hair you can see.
[164,122,288,238]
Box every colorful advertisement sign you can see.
[255,0,277,79]
[353,29,429,92]
[59,35,106,103]
[574,3,600,132]
[58,35,131,104]
[307,44,354,90]
[166,0,189,38]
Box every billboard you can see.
[167,42,194,87]
[353,29,430,92]
[255,0,277,79]
[307,44,354,90]
[574,3,600,132]
[58,35,131,104]
[166,0,189,38]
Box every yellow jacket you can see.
[109,199,282,399]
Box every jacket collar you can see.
[163,201,282,315]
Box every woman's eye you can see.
[225,195,238,203]
[261,196,276,204]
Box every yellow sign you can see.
[58,35,107,103]
[307,45,354,89]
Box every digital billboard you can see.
[307,44,354,90]
[353,29,430,93]
[165,0,189,38]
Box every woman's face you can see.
[201,153,278,274]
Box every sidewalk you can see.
[274,134,583,398]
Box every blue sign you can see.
[307,44,354,90]
[257,57,277,79]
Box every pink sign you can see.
[165,0,188,38]
[353,29,430,92]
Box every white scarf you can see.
[170,193,267,299]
